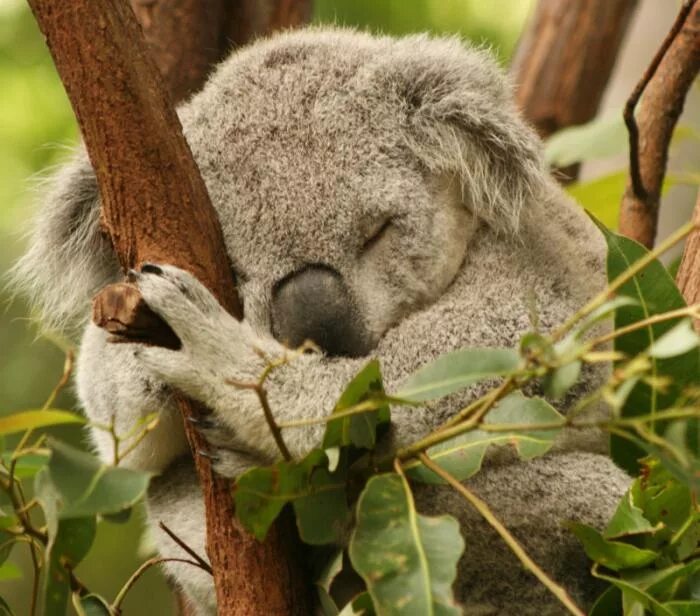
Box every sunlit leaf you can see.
[349,473,464,615]
[568,172,626,229]
[338,593,375,616]
[648,320,700,359]
[324,360,389,450]
[0,410,83,435]
[316,550,343,616]
[569,523,658,571]
[395,348,519,402]
[0,561,21,580]
[405,392,564,484]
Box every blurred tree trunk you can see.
[511,0,638,180]
[677,190,700,330]
[27,0,312,614]
[129,0,312,103]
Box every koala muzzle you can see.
[271,264,372,358]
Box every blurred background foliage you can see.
[0,0,533,613]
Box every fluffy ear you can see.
[381,35,546,234]
[8,148,119,337]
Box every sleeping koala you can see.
[14,28,630,615]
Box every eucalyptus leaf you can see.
[324,360,389,450]
[545,112,627,167]
[594,221,700,473]
[543,360,582,400]
[569,522,658,571]
[648,320,700,359]
[568,172,626,229]
[604,489,659,540]
[0,561,21,581]
[0,596,15,616]
[338,593,375,616]
[395,348,519,402]
[349,473,464,615]
[405,393,564,484]
[43,516,96,616]
[42,438,150,518]
[662,601,700,615]
[77,594,112,616]
[0,410,83,436]
[592,566,674,616]
[0,452,49,479]
[589,585,622,616]
[235,450,349,543]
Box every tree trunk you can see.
[511,0,638,143]
[129,0,313,104]
[677,190,700,330]
[26,0,309,613]
[618,0,700,248]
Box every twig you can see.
[43,350,74,410]
[111,557,208,614]
[417,453,586,616]
[619,0,700,247]
[159,521,213,575]
[226,379,292,461]
[623,0,696,200]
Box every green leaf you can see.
[0,452,49,479]
[594,222,700,473]
[324,360,389,450]
[0,561,21,580]
[76,594,112,616]
[589,585,622,616]
[395,348,519,402]
[543,359,582,400]
[662,601,700,616]
[294,467,351,545]
[349,473,464,615]
[40,439,150,518]
[648,320,700,359]
[0,596,15,616]
[0,410,83,435]
[604,489,659,540]
[43,516,96,616]
[405,393,564,484]
[338,593,375,616]
[235,450,349,543]
[569,522,658,571]
[316,550,343,616]
[592,566,674,616]
[545,112,627,167]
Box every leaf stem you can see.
[418,453,585,616]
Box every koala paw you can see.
[188,414,272,478]
[128,263,278,407]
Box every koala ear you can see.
[8,147,120,337]
[381,36,546,234]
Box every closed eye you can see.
[361,218,394,252]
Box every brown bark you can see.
[677,190,700,329]
[26,0,309,614]
[511,0,638,144]
[129,0,314,104]
[618,0,700,248]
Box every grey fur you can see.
[13,28,629,615]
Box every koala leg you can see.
[413,451,630,615]
[146,458,216,616]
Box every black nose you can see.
[271,264,372,357]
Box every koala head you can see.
[177,28,546,357]
[12,28,546,354]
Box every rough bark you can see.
[129,0,313,104]
[26,0,309,614]
[677,190,700,329]
[511,0,638,144]
[618,0,700,248]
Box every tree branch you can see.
[618,0,700,248]
[25,0,309,613]
[677,190,700,331]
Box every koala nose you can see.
[271,264,372,358]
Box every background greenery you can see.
[0,0,533,613]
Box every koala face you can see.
[178,29,540,357]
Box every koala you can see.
[13,28,631,615]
